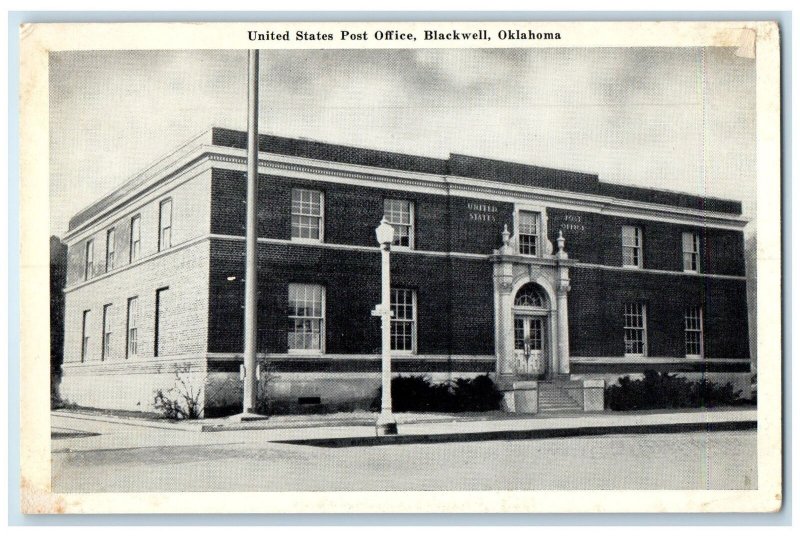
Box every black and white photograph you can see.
[19,20,781,513]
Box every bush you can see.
[605,370,750,411]
[51,372,64,410]
[153,363,204,420]
[371,374,502,412]
[450,375,504,411]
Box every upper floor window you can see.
[84,240,94,281]
[518,211,541,256]
[101,304,112,361]
[685,306,703,358]
[126,297,139,359]
[391,288,417,352]
[130,215,141,262]
[106,228,116,271]
[622,225,643,268]
[158,199,172,251]
[291,188,323,242]
[623,302,647,356]
[682,232,700,272]
[288,283,325,352]
[384,199,414,249]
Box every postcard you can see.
[19,20,781,513]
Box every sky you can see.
[49,47,756,237]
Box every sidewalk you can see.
[51,406,757,451]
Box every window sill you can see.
[290,238,324,245]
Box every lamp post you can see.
[373,218,398,435]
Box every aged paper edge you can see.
[18,20,782,514]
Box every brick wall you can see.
[62,240,210,366]
[567,266,750,359]
[547,208,746,276]
[66,170,212,287]
[211,168,513,255]
[208,238,496,356]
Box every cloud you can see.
[49,48,756,236]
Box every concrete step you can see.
[539,399,581,406]
[538,383,583,413]
[539,398,580,404]
[539,390,579,397]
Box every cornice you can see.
[215,148,749,230]
[65,141,749,244]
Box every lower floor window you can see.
[623,303,647,356]
[288,283,325,352]
[127,297,139,358]
[685,306,704,357]
[81,310,90,362]
[102,304,112,360]
[390,288,416,352]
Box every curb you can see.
[51,411,201,431]
[199,418,375,432]
[275,419,757,448]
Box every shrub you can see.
[51,372,64,410]
[605,370,750,411]
[450,375,504,411]
[372,374,502,412]
[153,363,204,420]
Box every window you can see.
[130,215,141,261]
[685,306,704,358]
[291,188,323,241]
[622,226,643,268]
[514,317,543,351]
[101,304,112,360]
[514,284,547,308]
[84,240,94,281]
[623,303,647,356]
[518,211,541,256]
[154,287,169,357]
[126,297,139,358]
[683,232,700,272]
[106,228,116,271]
[81,310,90,362]
[384,199,414,248]
[390,288,416,352]
[158,199,172,251]
[288,284,325,352]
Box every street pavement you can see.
[50,409,757,492]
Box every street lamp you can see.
[373,217,398,435]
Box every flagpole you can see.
[242,49,259,415]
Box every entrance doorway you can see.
[514,315,547,376]
[512,283,550,378]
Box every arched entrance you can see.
[512,283,551,377]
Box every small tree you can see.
[254,356,279,416]
[153,363,205,420]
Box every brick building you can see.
[59,127,752,414]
